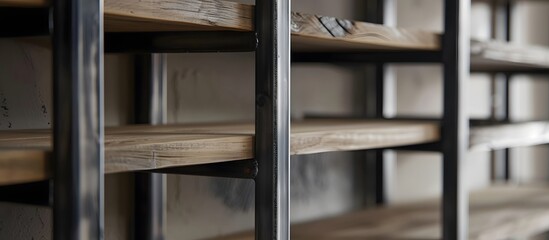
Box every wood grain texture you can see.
[210,185,549,240]
[470,121,549,151]
[0,150,49,185]
[104,0,254,32]
[471,39,549,71]
[1,0,440,51]
[291,13,439,51]
[0,120,438,185]
[104,0,440,50]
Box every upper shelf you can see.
[1,0,440,51]
[210,185,549,240]
[470,121,549,151]
[471,39,549,71]
[0,119,439,186]
[5,0,549,69]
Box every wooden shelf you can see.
[1,0,440,51]
[471,39,549,71]
[470,121,549,151]
[0,119,439,186]
[211,185,549,240]
[7,0,549,67]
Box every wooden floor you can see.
[470,121,549,151]
[0,120,439,185]
[211,185,549,240]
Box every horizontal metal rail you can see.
[293,50,443,63]
[0,8,50,37]
[149,160,258,179]
[105,32,258,53]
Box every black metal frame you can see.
[360,0,390,207]
[132,53,167,240]
[441,1,470,239]
[106,32,257,53]
[254,0,291,238]
[488,0,513,182]
[10,0,538,238]
[1,0,289,238]
[52,0,104,238]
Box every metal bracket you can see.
[0,181,50,206]
[106,31,258,53]
[148,160,258,179]
[293,50,443,63]
[0,7,51,37]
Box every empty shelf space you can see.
[212,185,549,240]
[1,0,440,51]
[0,120,439,186]
[471,39,549,71]
[470,121,549,151]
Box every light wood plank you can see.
[0,120,439,185]
[104,0,254,32]
[291,120,439,154]
[471,39,549,71]
[1,0,440,51]
[104,0,440,50]
[0,150,49,185]
[210,185,549,240]
[290,13,439,51]
[470,121,549,151]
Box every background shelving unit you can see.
[1,0,549,239]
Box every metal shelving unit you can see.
[1,0,549,239]
[0,0,291,239]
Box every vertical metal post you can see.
[489,0,512,182]
[254,0,291,238]
[502,0,512,182]
[52,0,104,238]
[490,73,511,181]
[442,0,469,239]
[363,0,387,206]
[359,0,394,207]
[133,54,167,240]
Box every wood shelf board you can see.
[104,0,254,32]
[0,150,49,186]
[212,185,549,240]
[0,120,439,185]
[469,121,549,151]
[106,0,440,51]
[0,0,46,7]
[290,13,439,51]
[1,0,440,51]
[471,39,549,71]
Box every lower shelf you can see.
[212,185,549,240]
[0,119,438,186]
[470,121,549,151]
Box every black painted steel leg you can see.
[489,0,513,183]
[52,0,104,238]
[254,0,291,238]
[359,0,392,207]
[133,54,167,240]
[490,73,511,182]
[442,0,470,239]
